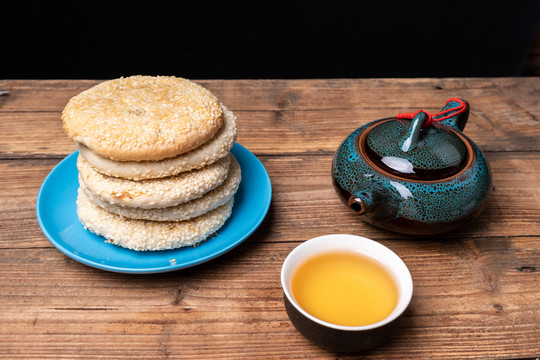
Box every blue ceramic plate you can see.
[36,143,271,274]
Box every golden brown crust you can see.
[77,188,234,251]
[77,105,237,180]
[77,154,231,209]
[62,76,224,161]
[81,155,241,222]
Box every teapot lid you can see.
[363,99,471,180]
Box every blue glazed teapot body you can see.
[332,98,492,235]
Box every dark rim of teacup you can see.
[281,234,413,332]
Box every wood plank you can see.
[0,79,100,112]
[0,104,538,159]
[1,78,538,158]
[1,78,538,159]
[1,78,539,112]
[0,78,538,359]
[0,237,538,359]
[258,151,540,241]
[1,152,538,250]
[0,158,62,249]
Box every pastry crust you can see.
[77,154,231,209]
[62,76,224,161]
[78,105,237,180]
[82,154,241,221]
[77,188,234,251]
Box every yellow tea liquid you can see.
[291,251,398,326]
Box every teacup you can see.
[281,234,413,352]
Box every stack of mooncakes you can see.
[62,76,240,251]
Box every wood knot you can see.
[277,90,300,109]
[516,266,536,273]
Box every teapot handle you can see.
[435,98,470,132]
[396,98,470,132]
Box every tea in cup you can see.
[281,234,413,352]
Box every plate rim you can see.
[36,143,271,274]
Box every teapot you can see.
[332,98,492,235]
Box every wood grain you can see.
[0,78,538,359]
[0,78,538,157]
[0,238,538,359]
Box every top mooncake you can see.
[62,75,224,161]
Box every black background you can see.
[3,1,540,79]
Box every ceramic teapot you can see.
[332,98,492,235]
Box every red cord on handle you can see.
[396,98,467,127]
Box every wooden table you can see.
[1,78,539,359]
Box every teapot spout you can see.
[347,191,375,215]
[347,184,398,222]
